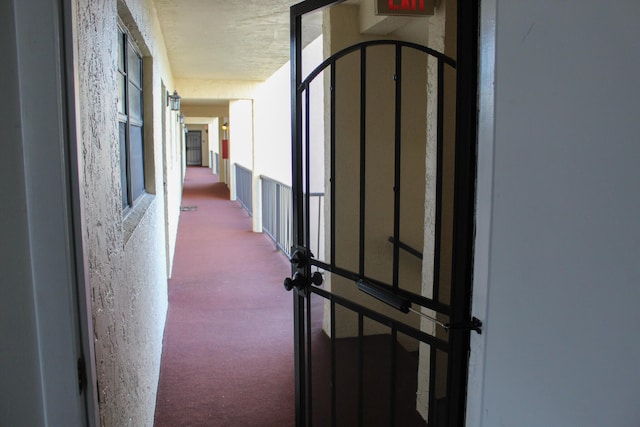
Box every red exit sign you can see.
[376,0,434,16]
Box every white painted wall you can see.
[303,36,326,198]
[229,99,254,205]
[253,35,325,188]
[253,35,325,240]
[468,1,640,426]
[177,78,261,100]
[162,106,184,278]
[229,100,254,171]
[254,58,295,187]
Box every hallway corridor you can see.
[154,167,294,426]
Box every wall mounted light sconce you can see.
[184,125,189,134]
[166,90,181,111]
[180,114,185,124]
[222,122,228,131]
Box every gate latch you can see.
[283,247,323,296]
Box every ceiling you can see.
[153,0,330,83]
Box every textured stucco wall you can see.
[417,0,456,417]
[74,0,179,424]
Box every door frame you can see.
[1,0,100,424]
[447,1,479,424]
[186,130,203,166]
[289,0,479,425]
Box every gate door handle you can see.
[284,272,305,292]
[284,271,324,292]
[357,279,411,313]
[357,279,482,334]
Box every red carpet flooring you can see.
[154,167,294,427]
[154,167,428,426]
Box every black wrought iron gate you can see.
[286,1,479,426]
[186,130,202,166]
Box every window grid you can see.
[118,24,145,212]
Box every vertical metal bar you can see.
[291,6,303,248]
[317,195,322,261]
[428,345,437,426]
[330,63,336,268]
[239,165,243,207]
[247,169,252,214]
[305,86,312,250]
[281,184,285,253]
[359,46,367,277]
[357,314,364,427]
[392,45,402,291]
[447,1,480,426]
[330,301,337,427]
[268,181,271,236]
[293,293,305,427]
[287,186,293,257]
[306,293,314,427]
[433,58,445,303]
[276,182,281,251]
[272,182,275,244]
[290,9,306,426]
[272,181,276,243]
[261,178,265,231]
[389,326,398,426]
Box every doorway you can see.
[186,130,203,166]
[286,1,479,426]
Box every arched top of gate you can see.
[298,39,456,91]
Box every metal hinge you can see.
[444,317,483,334]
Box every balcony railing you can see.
[234,163,252,216]
[260,175,324,260]
[213,152,219,175]
[261,176,292,257]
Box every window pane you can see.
[119,121,129,208]
[118,30,125,72]
[130,124,145,201]
[128,84,142,123]
[127,44,141,86]
[118,73,126,114]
